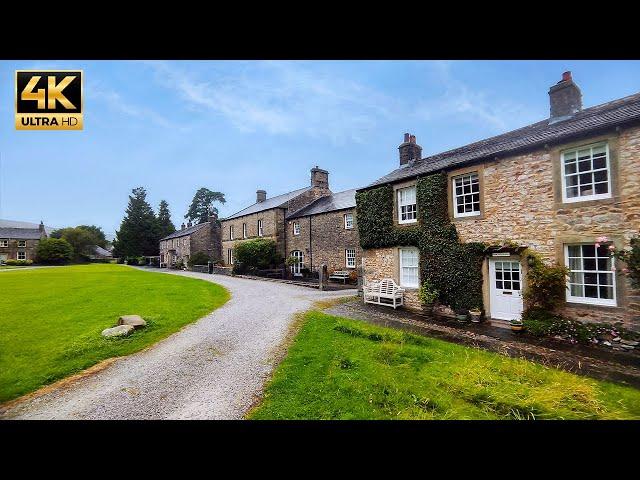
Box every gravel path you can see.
[1,270,356,420]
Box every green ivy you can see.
[356,172,485,311]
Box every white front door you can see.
[291,250,303,276]
[489,257,524,321]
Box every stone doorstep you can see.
[324,300,640,388]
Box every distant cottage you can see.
[0,219,48,263]
[159,215,222,267]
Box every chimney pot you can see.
[39,220,44,233]
[562,71,572,82]
[187,221,193,228]
[181,223,185,230]
[403,132,410,142]
[256,190,267,203]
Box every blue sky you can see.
[1,60,639,236]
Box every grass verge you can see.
[0,264,229,402]
[249,310,640,419]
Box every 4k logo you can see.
[16,70,83,130]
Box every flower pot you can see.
[510,321,524,332]
[469,313,481,323]
[456,313,468,323]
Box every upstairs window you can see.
[565,243,616,306]
[453,173,480,217]
[0,239,8,247]
[293,222,300,235]
[258,219,264,237]
[344,213,353,229]
[18,240,27,247]
[229,225,234,240]
[242,223,247,239]
[399,247,419,288]
[397,186,417,224]
[562,143,611,203]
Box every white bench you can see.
[328,270,351,284]
[363,278,405,309]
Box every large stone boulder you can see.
[102,325,134,338]
[118,315,147,329]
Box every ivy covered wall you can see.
[356,172,485,311]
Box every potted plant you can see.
[510,319,524,332]
[469,307,482,323]
[418,280,439,314]
[455,308,468,323]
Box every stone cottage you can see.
[0,219,48,262]
[220,166,360,277]
[286,189,361,275]
[159,214,222,267]
[358,72,640,331]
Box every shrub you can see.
[188,251,210,267]
[522,249,569,312]
[137,257,148,266]
[417,280,439,305]
[5,259,33,266]
[233,238,281,274]
[35,238,74,264]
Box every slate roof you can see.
[287,189,357,219]
[0,219,52,236]
[161,222,208,241]
[91,245,113,257]
[365,91,640,189]
[0,227,44,240]
[222,186,313,221]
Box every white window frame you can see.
[17,251,26,260]
[229,225,234,240]
[242,223,247,239]
[293,221,300,236]
[399,247,419,288]
[345,248,356,268]
[564,243,617,307]
[17,240,27,247]
[452,172,481,218]
[561,142,612,204]
[344,213,354,230]
[227,248,233,265]
[258,219,264,237]
[0,239,8,247]
[397,186,417,224]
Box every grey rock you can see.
[102,325,134,338]
[118,315,147,329]
[620,339,639,346]
[613,337,621,342]
[619,344,635,350]
[602,341,612,347]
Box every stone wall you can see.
[363,125,640,330]
[159,221,221,266]
[0,238,41,262]
[287,208,361,274]
[220,208,284,265]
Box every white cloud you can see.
[143,60,399,144]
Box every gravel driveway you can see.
[1,270,356,420]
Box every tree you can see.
[76,225,108,248]
[157,200,176,239]
[51,226,101,260]
[36,238,74,264]
[185,188,225,224]
[112,187,160,258]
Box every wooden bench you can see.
[363,278,405,309]
[328,270,351,284]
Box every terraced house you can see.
[357,72,640,331]
[159,214,222,267]
[0,219,48,263]
[221,167,361,275]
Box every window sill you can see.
[565,298,618,308]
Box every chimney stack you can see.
[310,166,329,189]
[208,212,218,223]
[549,71,582,122]
[39,220,44,233]
[181,223,185,230]
[187,221,192,228]
[398,133,422,166]
[256,190,267,203]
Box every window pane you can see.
[585,285,598,298]
[584,272,597,285]
[569,272,584,284]
[567,187,578,198]
[593,156,607,170]
[595,182,609,194]
[582,245,595,257]
[600,286,614,299]
[593,170,608,182]
[495,271,502,279]
[496,281,503,289]
[578,160,591,172]
[570,284,584,297]
[583,259,596,271]
[599,273,613,285]
[512,281,520,291]
[564,162,577,175]
[564,152,576,161]
[569,258,581,270]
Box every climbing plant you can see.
[356,172,485,311]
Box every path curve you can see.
[1,270,355,419]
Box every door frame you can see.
[488,255,524,321]
[291,250,303,276]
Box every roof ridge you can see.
[222,185,313,220]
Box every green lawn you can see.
[0,264,229,402]
[250,311,640,420]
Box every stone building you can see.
[286,189,361,275]
[0,219,48,262]
[220,167,331,267]
[159,214,222,267]
[358,72,640,331]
